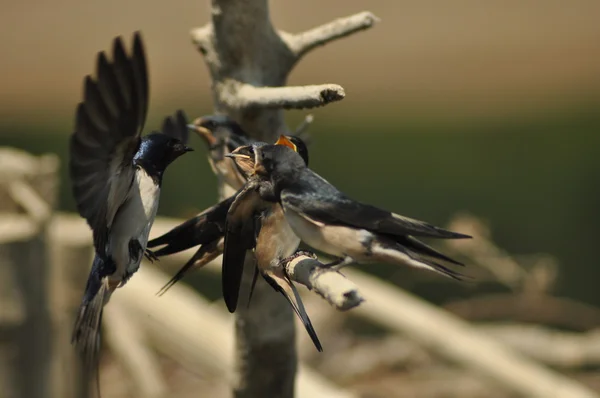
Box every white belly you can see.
[109,169,160,280]
[283,208,370,259]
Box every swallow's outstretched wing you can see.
[281,170,471,241]
[69,32,148,254]
[222,181,266,313]
[262,270,322,352]
[161,110,190,144]
[147,195,234,256]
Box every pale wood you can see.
[0,148,59,398]
[111,265,358,398]
[345,270,599,398]
[103,304,167,398]
[48,215,94,398]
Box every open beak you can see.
[275,135,297,151]
[225,153,250,159]
[189,118,217,146]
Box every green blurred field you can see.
[3,104,599,305]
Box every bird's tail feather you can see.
[72,277,111,397]
[400,236,464,266]
[263,270,323,352]
[157,240,222,296]
[405,250,466,281]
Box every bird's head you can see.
[135,133,193,176]
[225,135,309,179]
[275,135,309,167]
[187,114,248,150]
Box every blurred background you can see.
[2,1,600,397]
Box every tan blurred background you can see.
[2,1,600,397]
[2,0,600,124]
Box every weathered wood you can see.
[48,215,94,398]
[190,3,378,396]
[0,148,58,398]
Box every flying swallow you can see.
[235,138,471,280]
[68,32,192,383]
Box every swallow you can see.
[232,138,471,280]
[187,114,314,192]
[68,32,192,384]
[146,131,307,295]
[187,115,253,191]
[222,137,322,351]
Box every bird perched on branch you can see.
[188,115,253,192]
[226,139,471,281]
[148,124,322,351]
[222,137,321,351]
[68,32,192,383]
[147,117,309,294]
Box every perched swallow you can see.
[187,114,313,192]
[146,132,307,294]
[69,32,192,382]
[235,138,471,280]
[187,115,252,191]
[223,137,322,351]
[148,131,321,350]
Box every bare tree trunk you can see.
[190,2,378,396]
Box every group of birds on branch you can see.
[68,32,472,390]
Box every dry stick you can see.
[219,81,345,110]
[283,255,363,311]
[103,304,167,398]
[284,11,380,60]
[111,266,358,398]
[344,270,599,398]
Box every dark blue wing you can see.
[69,32,149,253]
[282,169,471,240]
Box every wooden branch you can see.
[103,304,167,398]
[443,293,600,331]
[285,12,380,60]
[219,81,345,110]
[8,180,51,223]
[282,255,363,311]
[0,148,58,398]
[444,213,558,293]
[48,213,94,398]
[481,324,600,369]
[345,270,599,398]
[112,265,358,398]
[0,214,39,243]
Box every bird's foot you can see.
[144,248,160,263]
[277,250,318,268]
